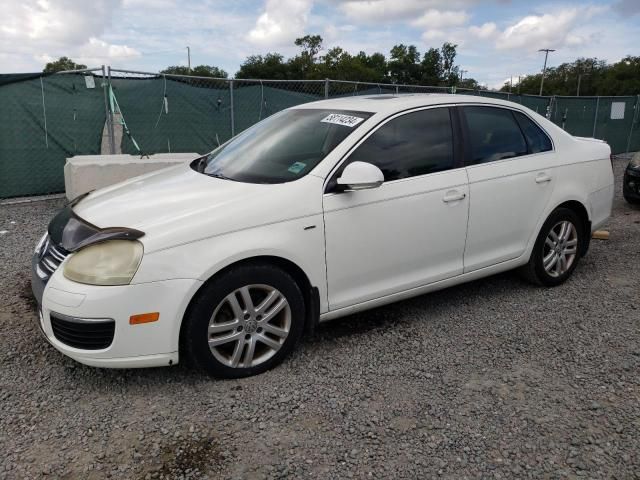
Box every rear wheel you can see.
[521,207,583,286]
[183,264,305,378]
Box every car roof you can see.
[292,93,525,115]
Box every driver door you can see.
[322,107,469,310]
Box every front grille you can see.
[50,313,115,350]
[36,236,69,282]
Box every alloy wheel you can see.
[207,284,291,368]
[543,220,578,278]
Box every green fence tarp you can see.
[0,74,105,198]
[110,78,322,156]
[1,73,640,198]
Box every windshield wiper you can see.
[207,172,235,181]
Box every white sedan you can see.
[32,94,614,378]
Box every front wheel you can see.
[521,207,583,286]
[183,264,305,378]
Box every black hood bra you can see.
[48,192,144,252]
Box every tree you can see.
[316,48,387,82]
[458,78,481,90]
[232,36,470,89]
[496,57,640,96]
[421,48,442,85]
[294,35,323,61]
[597,56,640,95]
[388,44,421,84]
[236,53,289,79]
[365,52,389,81]
[161,65,228,78]
[290,34,324,79]
[43,57,87,73]
[440,43,459,85]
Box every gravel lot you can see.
[1,158,639,479]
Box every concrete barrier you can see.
[64,153,200,200]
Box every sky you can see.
[0,0,638,88]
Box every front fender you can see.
[132,213,328,313]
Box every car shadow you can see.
[310,269,532,342]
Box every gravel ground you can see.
[0,158,639,480]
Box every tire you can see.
[520,207,583,287]
[183,263,305,378]
[623,192,640,205]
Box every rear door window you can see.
[513,111,553,153]
[463,106,527,164]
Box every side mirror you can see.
[337,161,384,191]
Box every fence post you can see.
[106,66,116,154]
[592,96,600,138]
[324,78,329,99]
[626,95,639,153]
[230,79,235,137]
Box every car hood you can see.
[73,164,323,253]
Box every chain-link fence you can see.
[2,67,639,198]
[0,67,108,198]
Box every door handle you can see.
[535,173,552,183]
[442,191,466,203]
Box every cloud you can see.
[613,0,640,16]
[1,0,120,47]
[77,38,141,64]
[324,23,358,44]
[0,0,140,69]
[469,22,497,39]
[422,29,446,40]
[122,0,176,7]
[411,9,470,29]
[339,0,478,24]
[247,0,313,47]
[1,0,637,88]
[495,7,601,51]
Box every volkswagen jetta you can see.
[32,94,614,378]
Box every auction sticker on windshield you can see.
[287,162,306,174]
[321,114,365,128]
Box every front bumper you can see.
[32,254,202,368]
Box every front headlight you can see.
[63,240,143,286]
[629,157,640,170]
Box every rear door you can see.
[460,105,556,272]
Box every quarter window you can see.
[463,107,527,164]
[347,108,454,181]
[513,111,553,153]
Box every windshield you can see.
[193,108,373,183]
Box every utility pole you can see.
[576,73,582,96]
[517,75,521,94]
[459,69,468,86]
[576,71,589,96]
[538,48,555,96]
[187,46,191,73]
